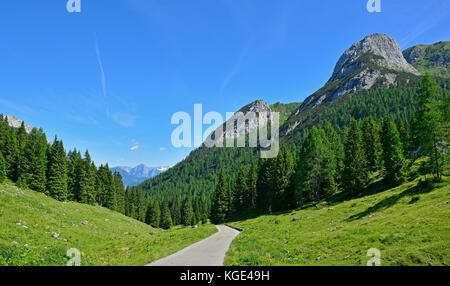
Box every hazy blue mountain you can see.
[110,164,170,187]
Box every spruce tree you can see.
[4,127,19,181]
[182,197,194,226]
[323,120,344,183]
[113,171,126,214]
[247,162,258,208]
[47,138,68,201]
[298,127,336,204]
[412,74,445,181]
[160,202,173,229]
[146,200,161,228]
[362,117,381,172]
[0,151,6,183]
[381,119,408,186]
[271,149,294,211]
[342,119,368,194]
[256,159,273,211]
[234,165,248,211]
[20,129,47,193]
[211,169,229,224]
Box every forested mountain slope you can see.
[135,34,449,220]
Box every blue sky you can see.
[0,0,449,167]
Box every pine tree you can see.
[412,74,445,181]
[271,149,294,211]
[99,164,117,210]
[145,200,161,228]
[247,162,258,208]
[80,151,96,204]
[182,197,194,226]
[233,165,248,211]
[19,129,47,193]
[362,117,381,172]
[171,196,182,225]
[381,118,408,186]
[46,138,68,201]
[3,127,19,181]
[297,127,336,204]
[342,119,368,194]
[397,119,411,158]
[323,120,344,183]
[160,202,173,229]
[113,171,126,214]
[256,159,273,211]
[211,169,229,224]
[0,151,6,183]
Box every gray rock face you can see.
[5,115,33,134]
[206,99,272,144]
[292,34,421,117]
[332,33,420,80]
[403,46,425,65]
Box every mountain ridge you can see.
[111,164,170,187]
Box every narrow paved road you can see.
[147,225,240,266]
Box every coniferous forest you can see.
[0,115,205,229]
[210,75,449,223]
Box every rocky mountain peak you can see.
[294,34,421,114]
[5,115,33,134]
[332,33,420,81]
[205,99,272,144]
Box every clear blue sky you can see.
[0,0,449,167]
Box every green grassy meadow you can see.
[0,182,217,266]
[225,177,450,266]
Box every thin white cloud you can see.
[94,35,107,99]
[159,147,166,151]
[130,145,139,152]
[220,45,250,94]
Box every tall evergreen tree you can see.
[233,164,248,211]
[323,120,344,183]
[113,171,126,214]
[182,197,194,226]
[256,159,273,211]
[145,200,161,228]
[397,119,411,158]
[160,202,173,229]
[18,129,47,193]
[0,151,6,183]
[211,169,229,224]
[271,149,294,211]
[297,127,336,204]
[412,74,445,181]
[247,162,258,208]
[46,138,68,201]
[342,119,368,194]
[362,117,381,172]
[381,118,408,186]
[3,127,19,181]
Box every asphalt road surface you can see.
[146,225,240,266]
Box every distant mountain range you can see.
[110,164,170,187]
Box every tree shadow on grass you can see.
[346,180,435,222]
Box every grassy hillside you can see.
[225,177,449,266]
[0,182,217,266]
[403,41,450,79]
[270,102,302,125]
